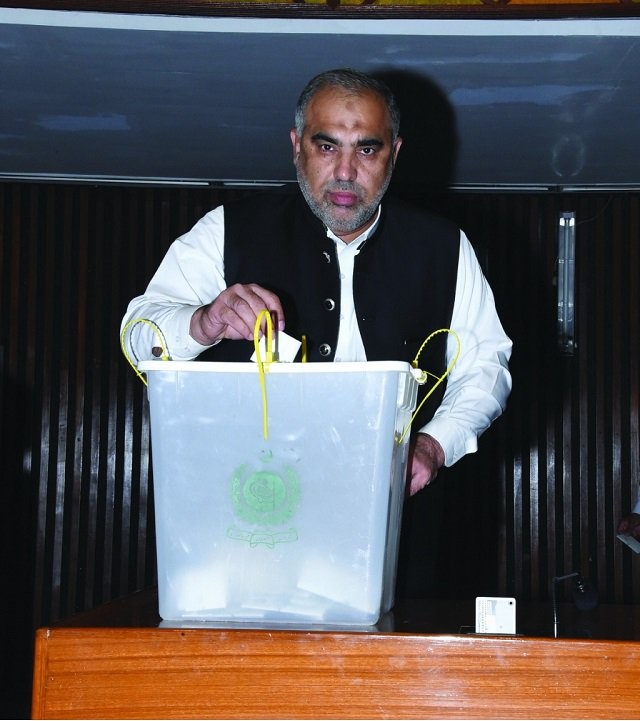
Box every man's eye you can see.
[319,144,335,152]
[359,147,376,156]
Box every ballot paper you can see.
[250,330,301,363]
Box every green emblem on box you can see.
[230,462,300,531]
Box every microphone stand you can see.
[551,572,579,639]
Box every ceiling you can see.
[1,8,639,190]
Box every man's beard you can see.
[296,166,392,236]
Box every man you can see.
[122,67,511,514]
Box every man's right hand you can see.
[189,283,285,345]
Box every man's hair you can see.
[294,68,401,142]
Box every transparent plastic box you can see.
[139,360,418,626]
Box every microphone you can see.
[551,572,598,637]
[573,576,598,612]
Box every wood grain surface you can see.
[32,626,640,719]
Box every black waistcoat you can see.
[199,187,460,427]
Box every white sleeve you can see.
[419,230,513,467]
[121,205,227,362]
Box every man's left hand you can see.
[407,433,445,496]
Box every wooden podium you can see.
[32,589,640,719]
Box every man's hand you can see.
[190,283,284,345]
[407,433,445,496]
[617,512,640,540]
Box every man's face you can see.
[290,86,402,243]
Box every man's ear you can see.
[392,136,403,164]
[290,128,301,162]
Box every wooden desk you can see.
[32,589,640,719]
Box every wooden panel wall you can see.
[440,192,640,605]
[1,181,639,712]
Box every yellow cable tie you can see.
[253,310,277,439]
[397,328,461,445]
[120,318,171,386]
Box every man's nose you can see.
[334,150,357,182]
